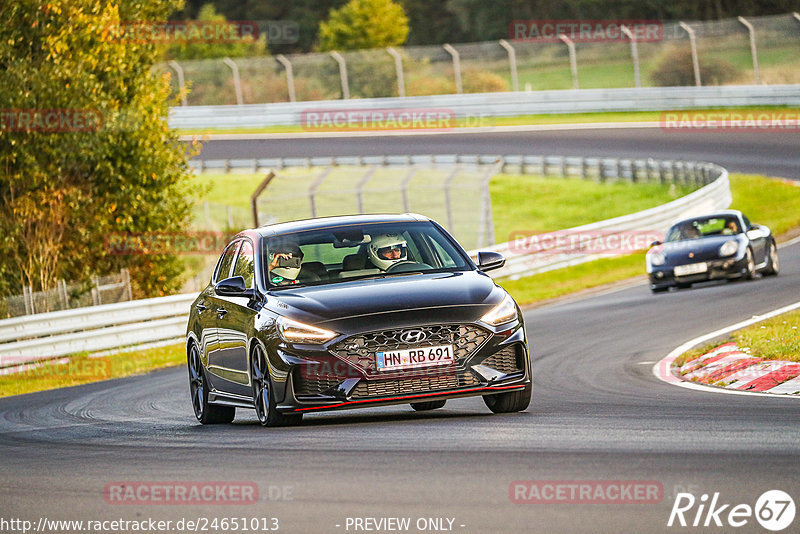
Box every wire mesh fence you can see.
[158,13,800,106]
[0,269,133,319]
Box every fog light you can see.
[656,272,664,279]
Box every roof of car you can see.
[669,210,744,227]
[251,213,431,237]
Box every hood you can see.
[659,235,743,265]
[265,271,501,326]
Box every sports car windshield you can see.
[262,221,472,288]
[665,216,742,242]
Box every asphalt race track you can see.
[1,127,799,533]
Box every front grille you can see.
[329,323,491,376]
[350,370,480,398]
[294,369,343,397]
[481,346,521,374]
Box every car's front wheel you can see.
[188,342,235,424]
[410,400,446,411]
[483,382,532,413]
[744,247,756,280]
[251,345,302,427]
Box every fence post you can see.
[309,167,334,217]
[221,57,244,105]
[329,51,350,99]
[498,39,519,92]
[386,47,406,97]
[679,22,702,86]
[250,171,277,227]
[401,168,417,212]
[737,16,761,84]
[621,26,641,88]
[58,279,69,309]
[355,167,377,214]
[443,167,460,231]
[167,61,188,106]
[442,44,463,94]
[121,268,133,301]
[558,34,579,89]
[275,54,296,102]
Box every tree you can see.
[318,0,409,51]
[0,0,197,298]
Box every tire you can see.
[744,247,756,280]
[763,241,779,276]
[251,345,303,427]
[676,282,692,289]
[483,381,532,414]
[410,400,446,411]
[188,342,235,424]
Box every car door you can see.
[214,238,258,396]
[205,239,240,388]
[742,215,768,264]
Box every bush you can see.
[463,68,508,93]
[650,47,740,87]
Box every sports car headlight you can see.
[719,240,738,257]
[276,316,337,344]
[649,251,665,266]
[480,293,518,326]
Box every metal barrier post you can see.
[443,44,463,94]
[401,168,417,212]
[309,168,334,217]
[621,26,641,88]
[679,22,702,86]
[443,167,459,230]
[386,47,406,97]
[329,51,350,99]
[558,34,579,89]
[355,167,377,214]
[167,61,188,106]
[498,39,519,92]
[737,16,761,84]
[222,57,243,105]
[275,55,296,102]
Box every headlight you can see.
[276,316,337,344]
[719,240,738,257]
[480,293,518,326]
[649,251,665,266]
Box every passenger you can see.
[268,244,303,285]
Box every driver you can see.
[368,234,408,271]
[268,243,303,285]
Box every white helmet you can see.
[269,244,303,282]
[368,234,408,271]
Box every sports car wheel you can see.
[763,241,779,276]
[744,247,755,280]
[483,382,532,413]
[188,342,235,424]
[410,400,446,411]
[251,345,302,427]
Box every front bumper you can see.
[272,321,531,413]
[649,256,749,289]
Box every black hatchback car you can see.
[646,210,778,293]
[186,214,532,426]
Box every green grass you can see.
[0,344,185,398]
[675,310,800,368]
[177,107,800,135]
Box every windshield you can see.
[262,221,472,288]
[666,216,741,242]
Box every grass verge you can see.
[177,107,800,136]
[674,310,800,368]
[0,344,185,398]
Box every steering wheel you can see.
[386,261,432,273]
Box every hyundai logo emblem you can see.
[400,329,427,344]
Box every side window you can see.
[742,215,751,229]
[429,238,458,268]
[233,240,255,288]
[214,241,240,283]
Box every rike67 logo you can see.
[668,490,795,531]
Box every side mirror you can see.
[477,251,506,272]
[215,275,248,296]
[650,240,662,248]
[746,225,763,240]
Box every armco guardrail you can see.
[0,294,195,367]
[169,85,800,129]
[0,155,730,365]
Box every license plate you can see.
[376,345,454,372]
[674,262,708,277]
